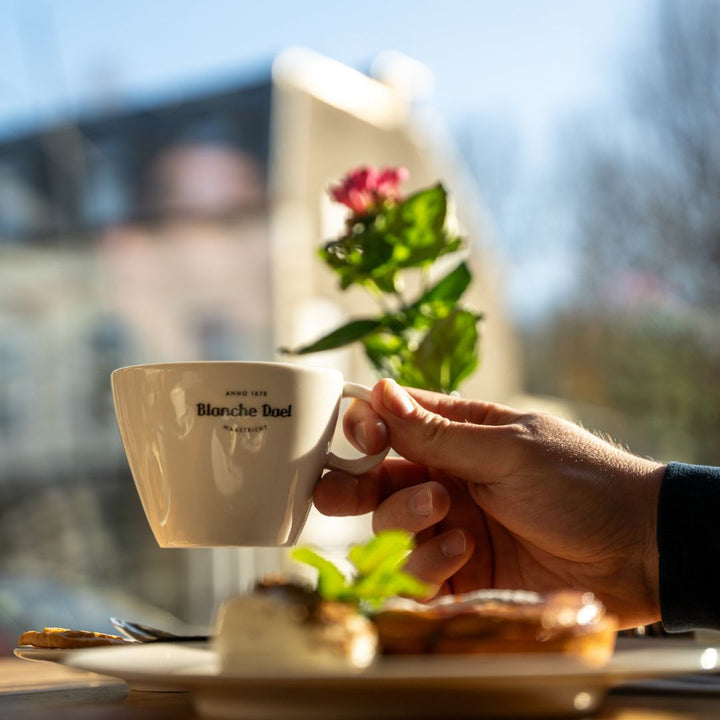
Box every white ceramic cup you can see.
[111,361,389,547]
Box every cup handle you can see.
[324,382,390,475]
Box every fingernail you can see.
[440,529,467,558]
[353,421,368,453]
[411,486,433,517]
[383,380,415,418]
[373,420,389,449]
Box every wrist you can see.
[640,462,665,621]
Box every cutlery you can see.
[110,617,209,643]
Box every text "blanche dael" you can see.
[196,403,293,418]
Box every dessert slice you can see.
[213,580,378,672]
[372,589,617,665]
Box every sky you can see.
[0,0,654,318]
[1,0,650,146]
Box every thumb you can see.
[370,379,504,482]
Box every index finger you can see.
[342,386,524,457]
[397,386,526,427]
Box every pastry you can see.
[18,627,131,649]
[372,589,617,665]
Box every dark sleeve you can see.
[658,462,720,631]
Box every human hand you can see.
[314,379,665,629]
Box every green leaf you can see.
[280,319,383,355]
[398,186,447,236]
[362,331,412,380]
[383,570,429,598]
[319,220,398,291]
[383,185,464,268]
[410,261,473,311]
[347,529,415,575]
[290,547,349,600]
[291,530,429,609]
[362,331,406,359]
[351,569,429,608]
[412,309,483,392]
[369,270,399,294]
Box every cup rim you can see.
[111,360,344,378]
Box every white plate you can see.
[13,642,138,664]
[14,646,76,663]
[60,639,720,718]
[14,642,197,692]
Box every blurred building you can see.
[0,48,520,633]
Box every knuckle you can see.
[513,412,551,444]
[518,411,545,434]
[499,412,554,468]
[416,410,454,449]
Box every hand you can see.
[314,379,665,629]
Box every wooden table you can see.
[0,656,195,719]
[3,654,720,720]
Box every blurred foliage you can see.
[524,308,720,465]
[566,0,720,314]
[522,0,720,465]
[291,530,428,610]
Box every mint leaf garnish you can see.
[291,530,429,610]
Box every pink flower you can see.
[329,166,408,216]
[375,167,408,199]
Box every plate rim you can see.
[56,639,718,688]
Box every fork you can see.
[110,617,210,643]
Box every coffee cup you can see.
[111,361,389,547]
